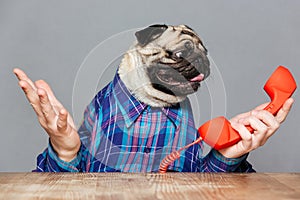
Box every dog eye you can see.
[174,50,190,59]
[184,41,194,51]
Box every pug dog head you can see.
[119,24,210,107]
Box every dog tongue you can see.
[190,73,204,82]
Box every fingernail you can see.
[60,109,66,115]
[37,89,45,97]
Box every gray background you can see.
[0,0,299,172]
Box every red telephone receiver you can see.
[198,66,297,150]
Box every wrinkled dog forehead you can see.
[157,25,203,46]
[135,24,207,52]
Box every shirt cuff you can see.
[208,149,248,172]
[48,141,82,172]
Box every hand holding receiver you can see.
[14,68,81,161]
[198,66,297,150]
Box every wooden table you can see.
[0,173,299,200]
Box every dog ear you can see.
[183,24,194,31]
[135,24,168,47]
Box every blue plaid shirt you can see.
[34,72,254,172]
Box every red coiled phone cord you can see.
[158,136,203,173]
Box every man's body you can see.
[33,72,255,172]
[14,68,293,173]
[13,25,294,172]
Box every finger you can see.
[38,88,57,124]
[275,98,294,123]
[231,122,253,150]
[242,110,281,146]
[239,116,269,147]
[35,80,64,109]
[230,101,272,123]
[57,109,69,132]
[251,110,280,132]
[230,108,260,123]
[18,80,44,118]
[230,112,251,123]
[36,80,76,130]
[240,115,269,134]
[13,68,37,91]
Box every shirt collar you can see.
[112,73,147,128]
[161,104,183,128]
[112,72,183,128]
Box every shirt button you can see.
[144,147,151,154]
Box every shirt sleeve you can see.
[200,148,255,172]
[33,96,98,172]
[33,142,86,172]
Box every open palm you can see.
[14,68,81,162]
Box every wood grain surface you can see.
[0,173,299,200]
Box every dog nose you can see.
[194,57,210,79]
[204,68,210,79]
